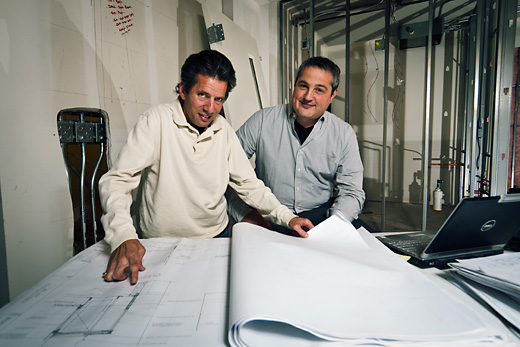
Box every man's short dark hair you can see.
[175,50,236,99]
[295,56,340,94]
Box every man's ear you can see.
[178,82,186,100]
[330,88,338,102]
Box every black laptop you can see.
[377,194,520,268]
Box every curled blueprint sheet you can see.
[228,216,510,347]
[0,238,231,347]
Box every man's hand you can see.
[288,217,314,238]
[241,210,273,230]
[104,239,146,285]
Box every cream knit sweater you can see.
[99,99,296,251]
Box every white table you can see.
[0,234,518,346]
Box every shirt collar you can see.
[288,103,327,127]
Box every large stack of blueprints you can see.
[0,216,513,346]
[228,216,511,346]
[449,253,520,332]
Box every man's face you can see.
[291,66,338,127]
[179,74,228,129]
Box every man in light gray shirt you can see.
[228,56,366,234]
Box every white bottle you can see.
[433,179,444,211]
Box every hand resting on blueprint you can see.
[103,239,146,285]
[241,210,314,238]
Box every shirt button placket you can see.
[295,148,303,212]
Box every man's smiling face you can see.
[179,74,228,129]
[292,66,338,128]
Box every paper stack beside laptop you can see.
[449,252,520,332]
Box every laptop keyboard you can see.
[382,238,430,255]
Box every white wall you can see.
[200,0,276,107]
[232,0,276,106]
[0,0,274,305]
[0,0,180,302]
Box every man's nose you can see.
[303,89,313,100]
[203,99,217,114]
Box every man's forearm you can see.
[330,192,365,222]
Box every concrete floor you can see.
[358,200,455,233]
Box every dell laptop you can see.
[377,194,520,268]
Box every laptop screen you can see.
[424,194,520,256]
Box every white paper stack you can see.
[228,215,510,346]
[449,253,520,332]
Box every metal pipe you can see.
[91,141,104,244]
[455,30,466,202]
[509,50,520,188]
[511,49,520,190]
[469,0,484,197]
[309,0,314,57]
[278,2,284,104]
[80,113,87,251]
[344,0,350,123]
[478,0,491,196]
[422,0,434,232]
[381,0,390,231]
[489,0,517,196]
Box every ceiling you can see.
[281,0,477,24]
[277,0,477,45]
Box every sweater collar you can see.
[170,98,224,135]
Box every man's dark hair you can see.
[294,56,340,94]
[175,50,236,99]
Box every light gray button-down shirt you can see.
[228,104,365,223]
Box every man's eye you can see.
[315,88,325,94]
[215,98,224,103]
[198,93,207,98]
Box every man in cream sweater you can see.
[99,50,313,284]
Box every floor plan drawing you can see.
[0,238,231,346]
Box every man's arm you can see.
[99,113,158,283]
[330,127,366,221]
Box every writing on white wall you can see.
[108,0,134,35]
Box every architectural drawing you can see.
[0,238,230,346]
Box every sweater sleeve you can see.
[99,113,158,252]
